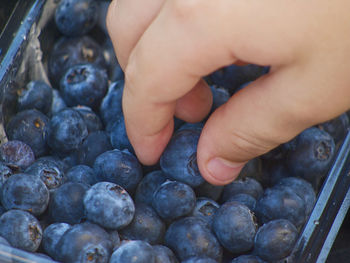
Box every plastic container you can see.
[1,0,350,262]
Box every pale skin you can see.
[106,0,350,185]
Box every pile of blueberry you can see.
[0,0,349,262]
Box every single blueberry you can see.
[17,80,53,115]
[66,164,97,185]
[6,109,49,157]
[56,222,112,263]
[47,108,88,154]
[0,140,35,170]
[225,193,257,211]
[1,173,49,216]
[60,63,108,110]
[83,182,135,229]
[42,222,71,259]
[253,219,298,262]
[120,203,165,245]
[212,201,257,254]
[55,0,98,36]
[152,180,196,221]
[153,245,179,263]
[134,170,168,206]
[48,182,89,224]
[165,217,223,262]
[260,158,291,187]
[73,105,103,133]
[110,240,156,263]
[0,210,42,252]
[109,114,134,153]
[93,149,143,193]
[160,129,205,187]
[221,177,263,202]
[191,197,219,226]
[77,130,112,167]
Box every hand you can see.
[106,0,350,185]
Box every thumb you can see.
[197,64,348,186]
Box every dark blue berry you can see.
[0,140,35,170]
[210,85,230,112]
[160,129,204,187]
[47,108,88,154]
[83,182,135,229]
[221,177,263,202]
[73,105,103,133]
[93,149,143,193]
[60,63,108,109]
[0,210,42,252]
[120,203,165,244]
[194,181,223,202]
[225,193,256,211]
[55,0,98,37]
[317,113,349,144]
[109,240,156,263]
[48,182,89,224]
[153,245,179,263]
[253,219,298,262]
[6,109,49,157]
[165,217,223,262]
[212,201,257,254]
[182,257,218,263]
[1,173,49,216]
[66,164,97,185]
[42,222,71,259]
[191,197,219,226]
[231,255,266,263]
[152,181,196,220]
[50,89,67,116]
[109,114,134,153]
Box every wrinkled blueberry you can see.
[212,201,257,254]
[152,180,196,221]
[6,109,49,157]
[0,210,42,252]
[0,140,35,170]
[83,182,135,229]
[160,129,204,187]
[66,164,97,185]
[60,63,108,109]
[110,240,156,263]
[165,217,223,262]
[55,0,98,36]
[120,203,165,245]
[48,182,89,224]
[93,149,143,193]
[1,173,49,216]
[47,108,88,154]
[42,222,71,259]
[253,219,298,262]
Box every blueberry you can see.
[25,156,66,189]
[255,187,306,229]
[194,181,223,202]
[93,149,143,193]
[221,177,263,202]
[109,114,134,153]
[152,180,196,221]
[60,63,108,109]
[165,217,223,262]
[237,158,263,182]
[261,158,291,187]
[0,140,35,170]
[1,173,49,216]
[317,113,349,144]
[274,177,316,217]
[284,127,335,188]
[0,210,42,252]
[253,219,298,262]
[210,85,230,112]
[6,109,49,157]
[55,0,98,37]
[77,130,112,167]
[47,108,88,154]
[66,164,97,185]
[120,203,165,245]
[48,182,89,224]
[83,182,135,229]
[191,197,219,226]
[49,35,106,86]
[42,222,71,259]
[231,255,266,263]
[182,257,218,263]
[212,201,257,254]
[56,222,112,263]
[99,80,124,130]
[49,89,67,116]
[73,105,103,133]
[160,129,205,187]
[134,170,167,206]
[153,245,179,263]
[225,193,257,211]
[110,240,156,263]
[17,80,53,114]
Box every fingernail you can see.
[206,157,245,183]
